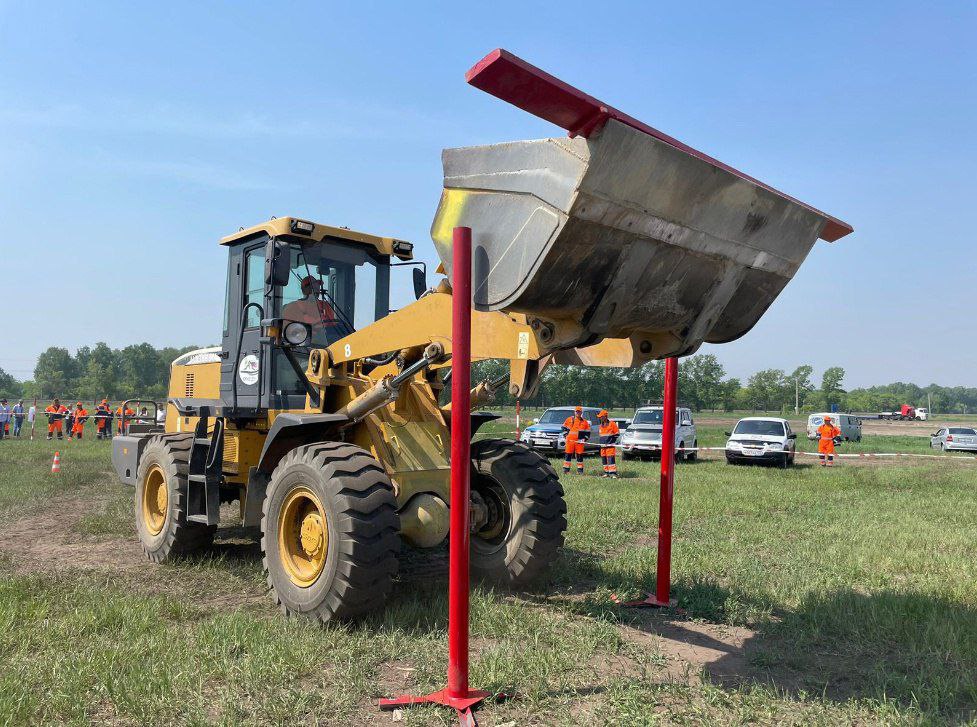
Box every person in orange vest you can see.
[561,405,591,475]
[45,398,67,440]
[816,415,842,467]
[69,402,89,440]
[282,276,342,341]
[597,410,620,479]
[95,400,110,439]
[117,404,135,435]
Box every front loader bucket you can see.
[431,50,852,359]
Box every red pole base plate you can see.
[611,593,683,611]
[379,688,498,726]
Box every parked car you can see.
[807,413,862,442]
[725,417,796,467]
[930,427,977,453]
[620,406,697,461]
[519,406,603,454]
[611,417,632,430]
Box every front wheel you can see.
[134,434,216,562]
[261,442,400,623]
[470,439,567,588]
[686,440,698,462]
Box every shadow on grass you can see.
[544,547,977,720]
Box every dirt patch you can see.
[0,491,143,573]
[620,616,756,685]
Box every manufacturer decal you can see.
[238,354,260,385]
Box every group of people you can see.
[561,406,620,478]
[0,399,30,438]
[41,399,146,440]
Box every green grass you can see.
[2,432,977,724]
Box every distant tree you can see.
[821,366,846,410]
[681,354,726,410]
[746,369,787,411]
[788,364,815,409]
[77,342,120,399]
[34,347,78,397]
[0,367,21,399]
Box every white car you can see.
[726,417,796,467]
[930,427,977,453]
[620,406,697,461]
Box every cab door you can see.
[220,242,268,414]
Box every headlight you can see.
[283,321,311,346]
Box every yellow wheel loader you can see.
[112,50,851,623]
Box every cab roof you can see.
[219,216,413,260]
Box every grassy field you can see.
[1,426,976,725]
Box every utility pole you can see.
[794,377,800,416]
[927,391,932,413]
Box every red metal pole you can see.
[656,357,678,604]
[447,225,473,700]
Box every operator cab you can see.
[218,217,414,414]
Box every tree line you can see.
[0,343,973,414]
[0,343,200,402]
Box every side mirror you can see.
[788,433,797,440]
[724,431,732,437]
[265,240,291,287]
[412,266,428,300]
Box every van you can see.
[807,413,862,442]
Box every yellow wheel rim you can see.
[142,464,168,536]
[278,486,328,588]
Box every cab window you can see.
[244,247,265,328]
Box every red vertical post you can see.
[379,226,493,722]
[656,356,678,604]
[447,226,473,700]
[515,400,521,439]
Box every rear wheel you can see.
[261,442,400,623]
[134,434,216,562]
[470,439,567,588]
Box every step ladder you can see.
[187,407,224,526]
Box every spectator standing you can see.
[45,399,66,440]
[69,402,88,440]
[0,399,9,440]
[12,400,24,436]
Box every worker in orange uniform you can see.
[561,405,591,475]
[117,404,135,435]
[69,402,88,440]
[597,410,620,478]
[95,400,110,439]
[45,398,67,440]
[816,415,842,467]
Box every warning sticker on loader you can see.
[517,332,530,359]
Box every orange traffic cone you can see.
[51,451,61,474]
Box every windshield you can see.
[632,410,664,426]
[734,420,786,436]
[537,409,600,425]
[949,428,976,435]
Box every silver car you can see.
[931,427,977,452]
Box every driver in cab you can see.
[282,275,340,342]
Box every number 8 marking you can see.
[344,344,352,358]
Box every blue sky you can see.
[0,1,973,388]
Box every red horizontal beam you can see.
[465,49,852,243]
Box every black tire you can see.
[779,452,791,469]
[261,442,400,623]
[677,441,685,462]
[470,439,567,588]
[686,440,698,462]
[134,433,216,562]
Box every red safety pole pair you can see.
[619,356,679,608]
[379,226,493,726]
